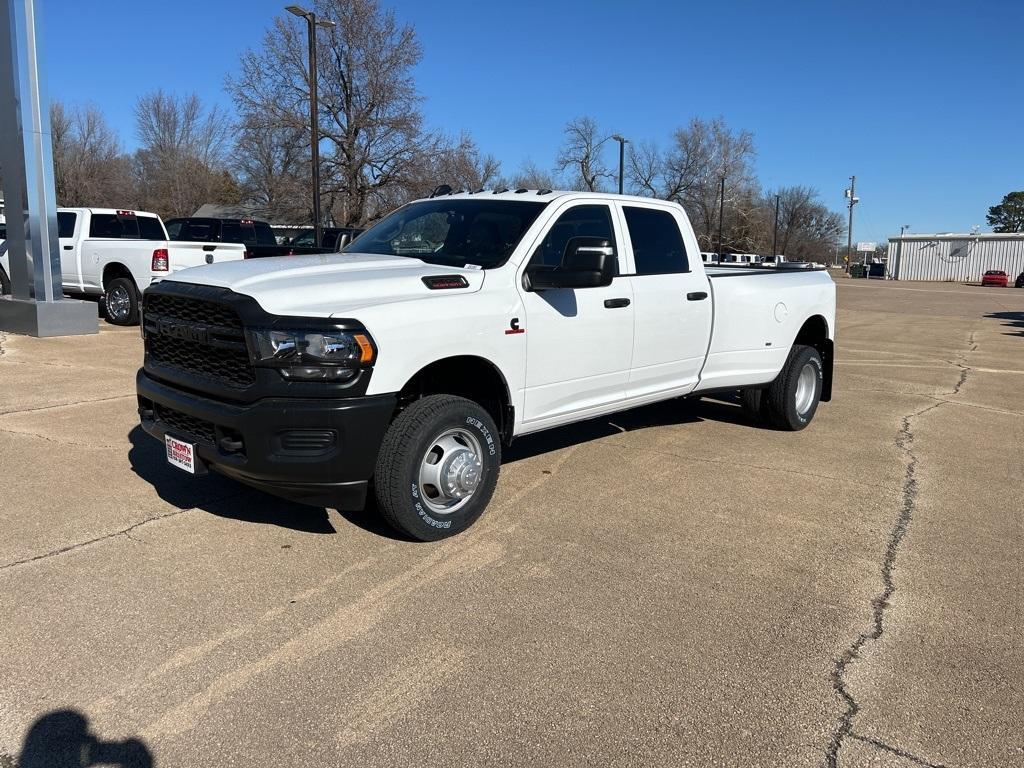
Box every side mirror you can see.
[526,237,616,290]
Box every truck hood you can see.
[164,252,486,317]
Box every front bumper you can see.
[136,370,396,510]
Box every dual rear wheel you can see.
[740,344,823,431]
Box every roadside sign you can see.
[856,241,876,252]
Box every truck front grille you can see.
[144,293,254,388]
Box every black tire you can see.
[103,277,140,326]
[374,395,501,541]
[764,344,823,431]
[739,387,770,426]
[0,266,10,296]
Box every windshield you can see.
[346,199,548,268]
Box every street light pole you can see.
[611,134,628,195]
[717,176,725,259]
[772,193,780,257]
[844,175,858,273]
[286,5,335,247]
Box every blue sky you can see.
[43,0,1023,243]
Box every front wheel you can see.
[103,277,140,326]
[374,395,501,541]
[0,267,10,296]
[764,344,823,431]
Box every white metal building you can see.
[888,232,1024,281]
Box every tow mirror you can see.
[526,237,616,290]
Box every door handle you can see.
[687,291,708,301]
[604,298,631,309]
[63,245,72,250]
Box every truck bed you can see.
[695,265,835,392]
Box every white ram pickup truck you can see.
[0,208,245,324]
[135,190,835,540]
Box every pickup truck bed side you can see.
[1,208,245,324]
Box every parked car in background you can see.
[981,270,1008,287]
[164,217,295,259]
[0,208,245,324]
[1015,271,1024,288]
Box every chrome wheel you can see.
[418,427,484,515]
[794,362,817,416]
[106,285,131,321]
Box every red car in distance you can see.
[981,270,1009,287]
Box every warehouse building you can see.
[888,232,1024,281]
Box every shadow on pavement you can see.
[125,396,754,539]
[986,310,1024,337]
[127,426,337,534]
[506,394,751,463]
[7,709,151,768]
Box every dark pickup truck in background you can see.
[164,217,363,259]
[287,226,365,252]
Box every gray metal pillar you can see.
[0,0,96,336]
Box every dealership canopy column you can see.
[0,0,95,336]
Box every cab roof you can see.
[417,189,681,206]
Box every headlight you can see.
[246,328,375,382]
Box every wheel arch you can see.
[102,262,135,290]
[794,314,833,402]
[396,355,515,444]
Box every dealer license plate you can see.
[165,434,196,474]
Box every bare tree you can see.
[761,186,844,261]
[627,117,757,252]
[232,118,311,224]
[228,0,435,227]
[425,133,502,192]
[510,159,555,191]
[133,90,238,219]
[555,116,612,192]
[50,101,134,207]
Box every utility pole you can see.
[717,176,725,259]
[772,193,780,257]
[612,134,628,195]
[844,175,858,273]
[286,5,335,247]
[896,224,910,280]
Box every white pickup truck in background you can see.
[136,190,835,540]
[0,207,245,324]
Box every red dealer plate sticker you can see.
[165,435,196,474]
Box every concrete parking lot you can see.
[1,280,1022,767]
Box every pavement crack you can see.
[0,393,135,417]
[850,733,947,767]
[0,493,240,572]
[824,399,943,767]
[0,426,122,450]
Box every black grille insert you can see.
[154,404,216,445]
[144,293,254,387]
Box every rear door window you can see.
[57,211,77,238]
[623,206,689,275]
